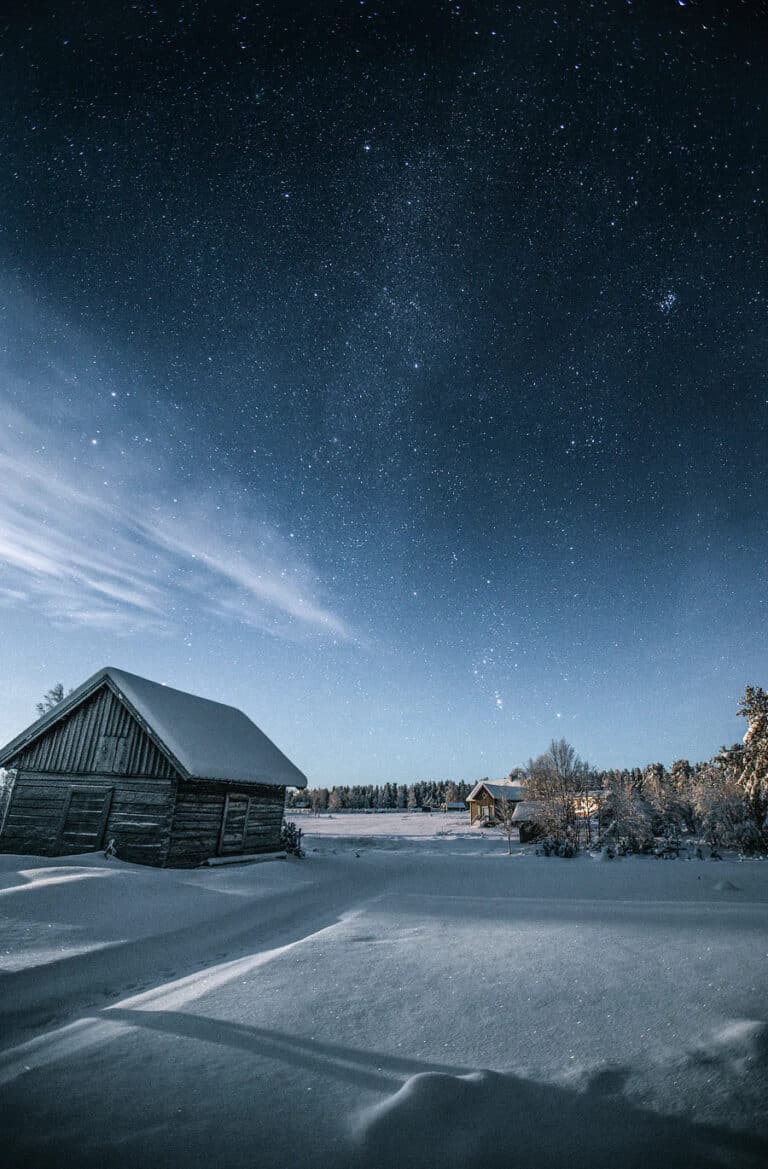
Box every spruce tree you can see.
[736,685,768,834]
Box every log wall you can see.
[167,780,286,867]
[0,771,177,866]
[0,683,289,867]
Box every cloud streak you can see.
[0,402,353,642]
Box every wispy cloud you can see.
[0,401,353,642]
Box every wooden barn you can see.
[0,666,307,868]
[510,800,544,843]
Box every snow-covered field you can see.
[1,825,767,1168]
[295,809,485,845]
[292,809,473,831]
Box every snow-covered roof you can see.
[0,666,307,789]
[467,780,526,803]
[511,801,543,822]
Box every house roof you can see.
[511,801,543,822]
[0,666,307,789]
[466,780,526,803]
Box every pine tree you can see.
[311,788,329,812]
[669,759,697,833]
[643,762,682,838]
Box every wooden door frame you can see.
[217,792,251,856]
[57,785,114,853]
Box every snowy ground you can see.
[1,824,767,1168]
[290,809,475,833]
[293,809,489,847]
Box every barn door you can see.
[217,793,250,856]
[58,787,113,854]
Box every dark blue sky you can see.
[0,1,765,781]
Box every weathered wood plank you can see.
[159,829,220,842]
[170,817,222,829]
[2,753,288,867]
[0,770,175,864]
[7,684,179,778]
[5,809,65,825]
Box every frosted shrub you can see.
[280,820,304,857]
[0,768,15,831]
[535,835,576,858]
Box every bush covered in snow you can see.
[280,820,304,857]
[535,835,577,858]
[0,768,15,832]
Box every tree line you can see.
[292,686,768,854]
[287,779,476,813]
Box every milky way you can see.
[0,2,766,781]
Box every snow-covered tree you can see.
[691,763,759,852]
[642,762,693,839]
[525,739,591,848]
[600,771,654,852]
[737,685,768,829]
[492,794,519,855]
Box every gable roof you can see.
[467,780,526,803]
[0,666,307,789]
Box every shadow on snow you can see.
[103,1007,768,1169]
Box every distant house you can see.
[466,780,526,825]
[0,666,307,868]
[572,791,603,820]
[442,801,467,813]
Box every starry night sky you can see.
[0,1,766,782]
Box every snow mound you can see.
[626,1019,768,1146]
[712,878,741,892]
[691,1019,768,1071]
[0,865,111,894]
[351,1066,741,1169]
[353,1070,505,1168]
